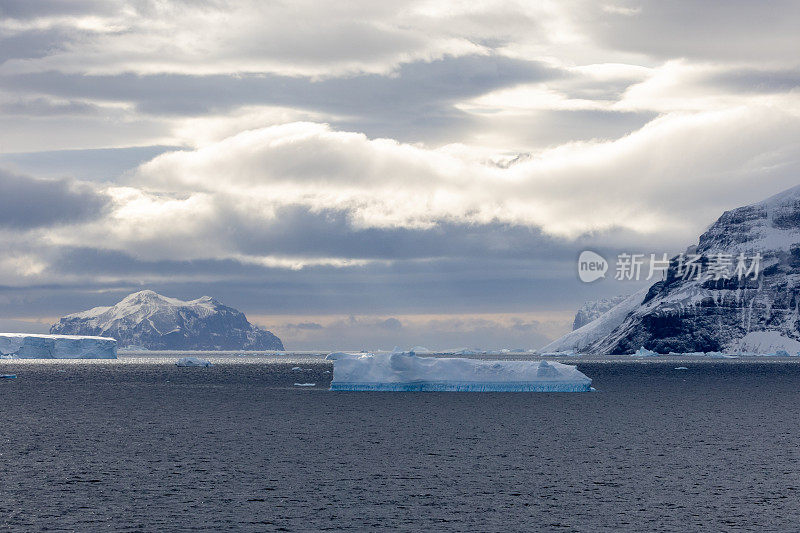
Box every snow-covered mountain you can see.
[50,290,284,351]
[544,184,800,354]
[541,289,649,354]
[572,294,630,330]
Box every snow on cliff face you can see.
[540,288,648,354]
[0,333,117,359]
[572,294,630,330]
[546,184,800,354]
[330,352,592,392]
[50,290,284,351]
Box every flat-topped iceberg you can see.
[330,352,592,392]
[0,333,117,359]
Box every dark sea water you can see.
[2,357,800,532]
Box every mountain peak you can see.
[51,291,284,351]
[122,289,164,303]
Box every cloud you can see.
[577,0,800,65]
[0,168,108,228]
[0,0,492,77]
[0,54,562,149]
[284,322,324,331]
[98,112,798,257]
[0,0,113,19]
[0,145,183,181]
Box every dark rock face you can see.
[580,186,800,354]
[50,290,284,351]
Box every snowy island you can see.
[329,351,592,392]
[50,290,283,351]
[0,333,117,359]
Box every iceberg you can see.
[325,351,364,360]
[330,352,592,392]
[0,333,117,359]
[118,344,149,352]
[175,357,213,367]
[632,346,658,357]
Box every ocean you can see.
[2,355,800,531]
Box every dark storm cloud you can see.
[34,212,649,316]
[213,204,671,263]
[212,204,574,261]
[23,250,602,316]
[0,168,108,228]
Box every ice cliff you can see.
[0,333,117,359]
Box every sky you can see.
[0,0,799,350]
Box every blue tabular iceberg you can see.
[329,352,592,392]
[0,333,117,359]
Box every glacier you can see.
[0,333,117,359]
[330,352,592,392]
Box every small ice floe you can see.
[175,357,213,367]
[632,346,658,357]
[674,367,689,370]
[0,354,14,360]
[539,350,578,357]
[1,374,17,379]
[294,383,315,387]
[705,352,738,359]
[323,370,331,374]
[291,366,302,371]
[763,349,792,357]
